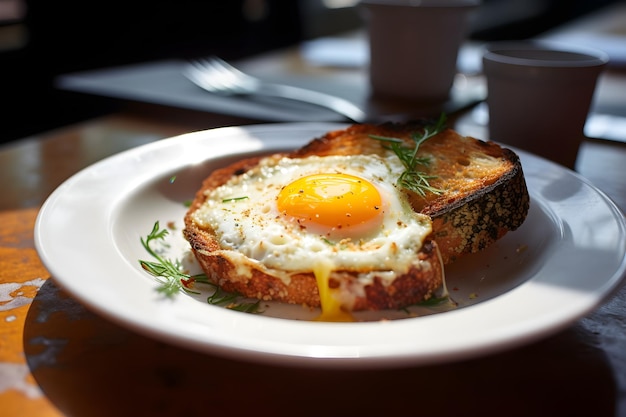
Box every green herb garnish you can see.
[207,287,261,313]
[222,196,249,203]
[139,221,261,313]
[414,295,453,307]
[399,295,456,314]
[370,114,447,196]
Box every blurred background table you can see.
[2,0,624,143]
[1,1,626,416]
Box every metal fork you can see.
[183,57,367,123]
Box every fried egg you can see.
[191,154,433,321]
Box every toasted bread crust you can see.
[185,223,443,310]
[183,122,529,310]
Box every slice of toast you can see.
[293,122,530,264]
[183,121,529,313]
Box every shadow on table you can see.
[24,279,616,417]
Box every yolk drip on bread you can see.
[277,173,390,321]
[278,173,388,321]
[313,260,355,322]
[278,173,391,321]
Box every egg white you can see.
[191,154,432,279]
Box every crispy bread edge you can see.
[429,148,530,263]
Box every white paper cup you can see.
[483,41,609,169]
[361,0,479,103]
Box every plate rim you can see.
[34,122,626,368]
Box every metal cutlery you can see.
[183,56,367,123]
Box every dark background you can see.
[0,0,620,144]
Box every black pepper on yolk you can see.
[276,173,385,322]
[276,173,383,237]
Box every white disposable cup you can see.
[483,41,608,169]
[361,0,479,103]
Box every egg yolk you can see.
[276,173,383,235]
[313,261,354,323]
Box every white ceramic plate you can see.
[35,123,626,368]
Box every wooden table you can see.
[1,67,626,416]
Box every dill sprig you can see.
[139,221,261,313]
[139,221,209,297]
[399,295,457,314]
[370,114,447,197]
[208,288,261,313]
